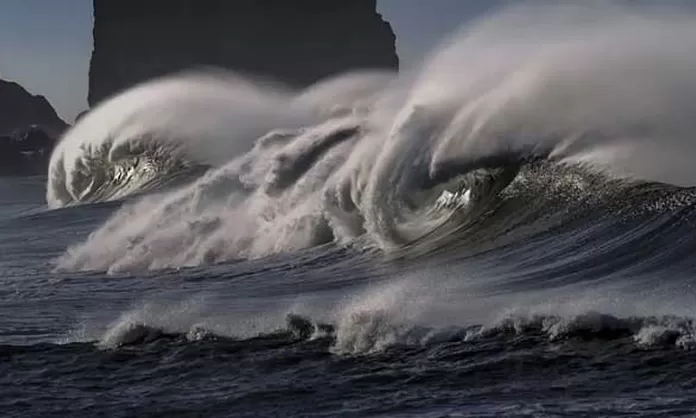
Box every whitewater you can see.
[6,3,696,417]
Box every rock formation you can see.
[0,127,56,176]
[0,79,67,176]
[0,79,67,137]
[88,0,399,107]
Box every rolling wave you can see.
[92,312,696,353]
[50,3,696,273]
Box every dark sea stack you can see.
[0,79,67,137]
[88,0,399,107]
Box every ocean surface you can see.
[6,169,696,418]
[6,3,696,417]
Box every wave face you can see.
[51,3,696,273]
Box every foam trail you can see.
[52,2,696,272]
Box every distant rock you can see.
[0,79,67,137]
[88,0,399,107]
[0,79,67,176]
[0,126,56,176]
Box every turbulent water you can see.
[7,3,696,417]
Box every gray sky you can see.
[0,1,504,121]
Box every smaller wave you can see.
[330,307,696,354]
[477,312,696,349]
[89,306,696,354]
[97,313,335,349]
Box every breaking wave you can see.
[94,312,696,353]
[50,3,696,272]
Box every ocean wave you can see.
[74,309,696,354]
[50,3,696,273]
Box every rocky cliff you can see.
[88,0,399,107]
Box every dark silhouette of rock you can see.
[0,126,56,176]
[88,0,399,107]
[0,79,67,137]
[0,79,67,176]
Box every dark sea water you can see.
[4,173,696,418]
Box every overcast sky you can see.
[0,0,506,121]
